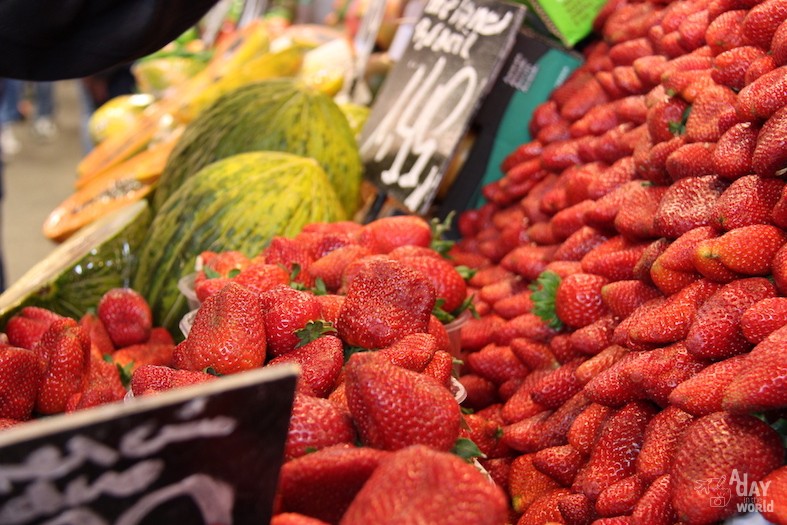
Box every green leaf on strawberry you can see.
[530,270,564,331]
[115,361,135,389]
[668,105,692,136]
[295,320,338,348]
[455,265,477,281]
[430,212,456,257]
[451,437,486,462]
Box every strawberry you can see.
[712,175,784,231]
[399,255,467,314]
[742,0,787,50]
[358,215,432,254]
[111,342,175,373]
[569,315,617,355]
[574,344,629,386]
[637,136,685,185]
[567,403,614,457]
[96,287,153,348]
[173,282,267,375]
[553,226,609,262]
[502,140,544,173]
[753,105,787,177]
[261,236,316,288]
[5,307,64,350]
[646,96,689,144]
[267,332,343,397]
[572,401,657,501]
[66,355,127,412]
[505,391,591,453]
[0,346,44,420]
[508,454,563,514]
[78,312,115,356]
[595,473,646,517]
[631,474,675,525]
[704,9,751,52]
[301,220,363,236]
[745,54,778,85]
[198,250,250,276]
[668,354,749,415]
[516,488,572,524]
[684,85,740,143]
[479,457,512,494]
[665,141,717,181]
[458,374,499,410]
[635,406,695,482]
[510,338,558,371]
[609,37,654,67]
[315,294,344,326]
[638,342,707,407]
[259,285,322,358]
[501,244,556,281]
[285,393,356,460]
[723,325,787,412]
[194,276,231,303]
[653,175,728,239]
[670,412,784,524]
[559,76,610,122]
[492,290,534,320]
[614,184,668,240]
[270,514,329,525]
[308,245,372,293]
[552,273,610,329]
[740,296,787,343]
[557,492,596,525]
[601,280,662,319]
[738,65,787,121]
[633,238,669,286]
[374,332,438,373]
[712,46,767,91]
[341,445,508,525]
[34,318,91,415]
[232,262,290,296]
[569,102,622,138]
[583,350,651,405]
[460,314,505,352]
[336,258,435,349]
[757,465,787,525]
[774,18,787,65]
[461,412,511,459]
[532,444,585,486]
[277,444,389,524]
[585,156,637,200]
[529,359,584,409]
[685,278,776,360]
[695,224,787,276]
[465,343,529,386]
[421,349,453,387]
[129,364,217,396]
[344,353,461,451]
[495,312,561,346]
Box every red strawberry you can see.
[374,332,438,373]
[638,342,707,407]
[774,18,787,65]
[572,401,657,501]
[5,307,64,350]
[344,353,460,451]
[502,140,544,173]
[529,359,584,409]
[567,403,614,457]
[492,290,534,320]
[558,492,596,525]
[495,313,561,346]
[277,444,389,524]
[194,276,231,303]
[614,184,668,240]
[0,346,44,420]
[341,445,508,525]
[501,244,556,281]
[336,258,435,349]
[633,238,670,285]
[631,474,675,525]
[668,354,749,415]
[315,294,343,326]
[553,226,609,262]
[173,282,266,375]
[569,315,617,356]
[285,393,356,460]
[270,514,329,525]
[34,318,91,415]
[510,338,558,372]
[705,9,751,52]
[685,277,776,360]
[358,215,432,254]
[609,37,654,67]
[308,245,372,293]
[574,344,629,386]
[587,182,646,235]
[465,343,529,386]
[595,473,646,517]
[460,314,505,352]
[96,287,152,348]
[585,156,637,200]
[723,325,787,412]
[461,412,511,459]
[421,349,453,387]
[712,46,767,90]
[637,136,685,185]
[753,105,787,177]
[508,454,563,514]
[685,85,740,143]
[259,285,322,358]
[232,262,290,296]
[712,175,784,231]
[757,465,787,525]
[742,0,787,49]
[554,273,610,329]
[738,65,787,121]
[653,175,728,239]
[635,406,695,482]
[665,142,717,181]
[78,312,115,356]
[458,374,499,410]
[198,250,250,276]
[267,332,344,397]
[646,96,689,144]
[549,200,597,242]
[111,342,175,373]
[261,236,315,288]
[601,280,662,319]
[399,255,467,314]
[504,391,591,453]
[532,444,585,486]
[582,351,647,406]
[517,488,572,523]
[740,296,787,343]
[695,224,787,276]
[670,412,784,524]
[745,54,778,85]
[773,185,787,229]
[129,364,217,396]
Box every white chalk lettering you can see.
[120,417,237,457]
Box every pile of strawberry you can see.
[448,0,787,523]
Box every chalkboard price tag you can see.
[0,364,298,525]
[358,0,527,215]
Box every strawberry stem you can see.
[295,320,338,347]
[529,270,564,330]
[451,437,486,462]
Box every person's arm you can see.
[0,0,220,81]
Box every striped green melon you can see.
[0,200,151,329]
[135,151,347,333]
[152,78,363,216]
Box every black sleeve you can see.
[0,0,220,81]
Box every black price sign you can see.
[0,365,297,525]
[359,0,526,215]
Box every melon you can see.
[151,78,363,217]
[0,200,151,329]
[135,151,347,333]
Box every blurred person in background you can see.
[0,0,222,290]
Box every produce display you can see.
[0,0,786,522]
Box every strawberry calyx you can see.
[530,270,564,331]
[452,436,486,462]
[668,105,692,136]
[204,267,241,280]
[294,320,338,348]
[204,366,222,377]
[430,212,456,257]
[105,354,135,388]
